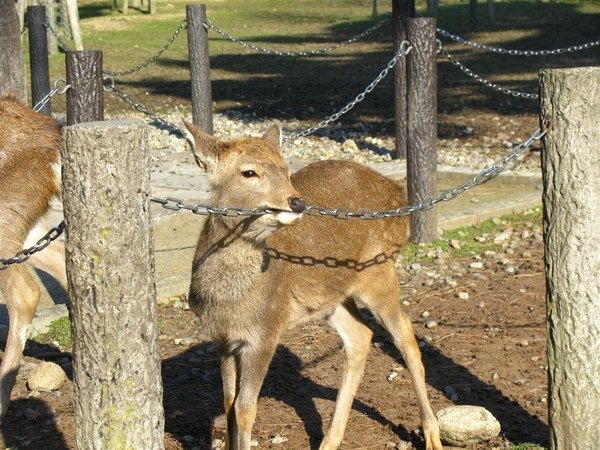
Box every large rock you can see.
[436,405,501,447]
[27,361,67,392]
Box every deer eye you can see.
[241,170,258,178]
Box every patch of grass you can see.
[400,206,542,264]
[33,316,73,349]
[510,444,546,450]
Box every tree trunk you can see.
[61,120,165,450]
[0,0,27,102]
[486,0,495,23]
[470,0,478,25]
[372,0,378,17]
[65,0,84,50]
[540,67,600,450]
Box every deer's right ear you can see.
[184,121,218,171]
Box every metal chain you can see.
[150,197,276,217]
[439,48,538,100]
[33,78,71,112]
[303,128,546,219]
[152,128,546,220]
[104,20,189,77]
[44,19,72,52]
[0,222,65,271]
[103,78,187,137]
[437,28,600,56]
[204,17,391,57]
[289,41,412,140]
[1,130,545,269]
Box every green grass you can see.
[399,206,542,264]
[21,0,600,120]
[33,316,73,349]
[510,444,547,450]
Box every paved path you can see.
[0,151,542,339]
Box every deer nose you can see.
[288,197,306,213]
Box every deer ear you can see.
[184,121,218,171]
[262,124,282,151]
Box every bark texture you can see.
[66,50,104,125]
[406,18,438,243]
[61,120,164,450]
[540,67,600,450]
[187,4,213,133]
[0,0,27,102]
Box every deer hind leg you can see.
[319,301,373,450]
[229,339,278,450]
[0,265,41,420]
[356,271,442,450]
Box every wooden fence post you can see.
[28,5,51,116]
[392,0,414,159]
[61,120,165,449]
[187,4,213,133]
[65,50,104,125]
[540,67,600,449]
[406,17,437,243]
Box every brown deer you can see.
[0,94,66,419]
[185,122,443,450]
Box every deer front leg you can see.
[220,353,238,450]
[0,266,41,419]
[231,340,278,450]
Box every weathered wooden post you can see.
[0,0,27,101]
[406,18,437,243]
[540,67,600,450]
[28,5,51,115]
[392,0,415,159]
[187,3,213,133]
[65,50,104,125]
[61,120,165,449]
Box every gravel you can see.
[104,110,542,174]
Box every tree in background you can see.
[0,0,27,101]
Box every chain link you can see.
[44,19,72,52]
[0,222,65,271]
[104,79,187,137]
[33,78,71,112]
[289,41,412,140]
[204,18,391,57]
[437,28,600,56]
[152,128,545,220]
[439,48,538,100]
[304,128,546,220]
[150,197,276,217]
[104,20,188,77]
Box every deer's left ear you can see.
[262,124,282,152]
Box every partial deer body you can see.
[0,94,65,419]
[186,123,442,450]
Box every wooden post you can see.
[61,120,165,449]
[28,5,51,115]
[406,18,437,243]
[392,0,414,159]
[540,67,600,450]
[187,4,213,133]
[65,50,104,125]
[0,0,27,102]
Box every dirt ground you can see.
[2,213,548,450]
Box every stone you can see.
[27,361,67,392]
[396,440,414,450]
[436,405,501,447]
